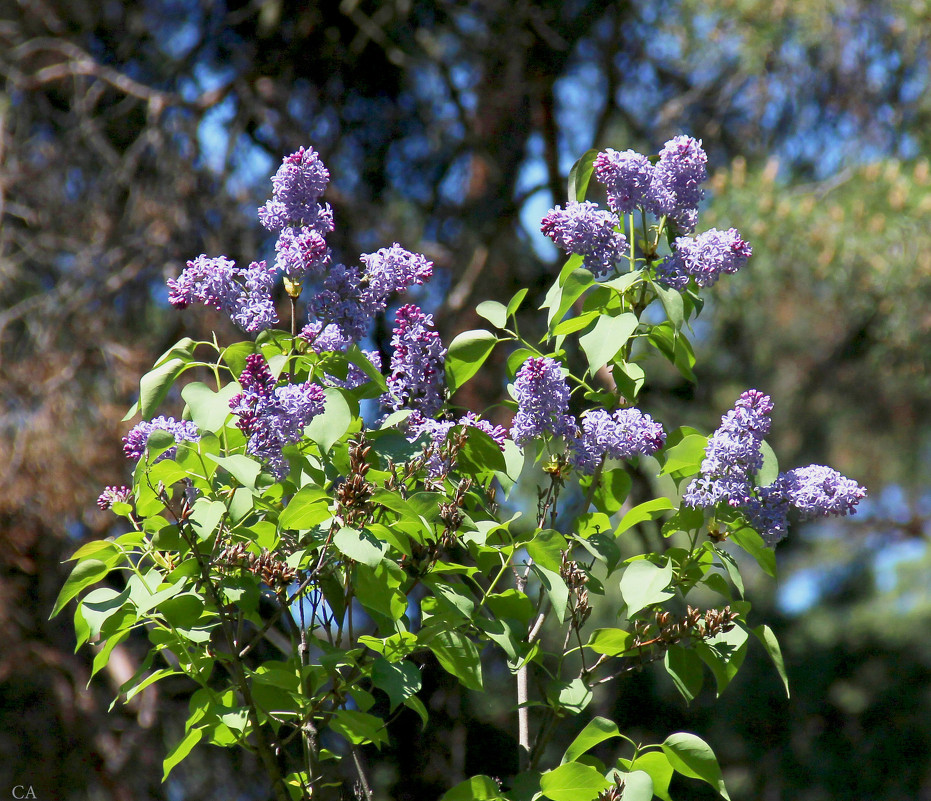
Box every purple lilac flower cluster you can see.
[656,228,752,290]
[684,391,866,545]
[570,408,666,474]
[167,255,278,333]
[97,485,132,510]
[229,353,326,479]
[383,304,447,417]
[123,416,201,461]
[593,135,708,233]
[409,412,508,477]
[540,201,627,278]
[683,390,774,509]
[510,357,576,446]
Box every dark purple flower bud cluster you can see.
[123,416,201,461]
[409,411,508,477]
[384,305,447,417]
[570,408,666,474]
[230,354,326,479]
[168,255,278,333]
[510,357,576,446]
[656,228,752,290]
[540,201,627,278]
[97,485,132,510]
[685,391,866,545]
[683,390,774,509]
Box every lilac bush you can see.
[63,138,868,801]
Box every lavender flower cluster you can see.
[684,391,866,544]
[384,304,447,417]
[229,353,326,479]
[540,136,752,290]
[409,411,508,478]
[509,356,665,472]
[123,416,201,461]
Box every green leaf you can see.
[593,470,633,516]
[729,526,777,578]
[428,630,484,691]
[620,771,653,801]
[346,344,389,392]
[459,425,508,475]
[279,485,331,530]
[207,454,261,490]
[752,624,790,698]
[544,268,594,331]
[651,279,685,331]
[551,311,599,336]
[664,645,704,703]
[188,498,226,541]
[539,761,611,801]
[372,657,422,711]
[532,564,570,623]
[181,381,239,433]
[138,338,197,419]
[527,529,568,573]
[562,717,623,764]
[68,540,121,563]
[330,709,389,749]
[567,148,600,202]
[447,330,498,395]
[694,625,749,697]
[506,288,529,319]
[613,361,646,401]
[334,526,388,568]
[755,440,780,488]
[163,727,203,781]
[441,775,504,801]
[647,323,696,383]
[615,498,675,536]
[585,628,633,657]
[628,752,674,801]
[354,562,407,628]
[476,300,509,329]
[661,732,730,800]
[659,434,708,480]
[80,586,132,638]
[306,387,352,453]
[578,313,639,376]
[52,559,110,618]
[619,558,674,616]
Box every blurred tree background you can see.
[2,0,930,798]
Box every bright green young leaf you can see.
[52,559,110,618]
[613,360,646,400]
[567,148,600,202]
[440,775,504,801]
[181,381,239,433]
[729,526,777,577]
[619,558,674,616]
[476,300,509,329]
[139,348,196,419]
[544,268,594,331]
[752,624,790,698]
[628,752,674,801]
[346,344,389,392]
[620,770,653,801]
[539,761,612,801]
[578,312,639,376]
[593,470,633,516]
[755,440,780,488]
[527,529,568,573]
[615,498,675,536]
[694,625,749,697]
[659,434,708,479]
[80,586,132,638]
[585,628,633,657]
[562,716,623,764]
[330,709,389,748]
[163,726,203,781]
[208,454,261,490]
[446,329,498,395]
[306,387,352,453]
[279,485,331,530]
[506,287,529,319]
[552,677,593,714]
[188,498,226,541]
[661,732,730,800]
[354,562,407,628]
[651,279,685,332]
[647,323,696,383]
[551,311,599,336]
[532,564,570,623]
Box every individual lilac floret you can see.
[540,201,627,278]
[647,135,708,233]
[230,354,326,479]
[656,228,752,290]
[510,357,576,447]
[168,255,278,333]
[384,305,447,417]
[571,408,666,475]
[683,390,773,509]
[594,149,655,214]
[301,321,352,353]
[123,416,201,461]
[259,147,332,232]
[408,412,508,477]
[360,244,433,300]
[97,485,132,510]
[275,226,330,282]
